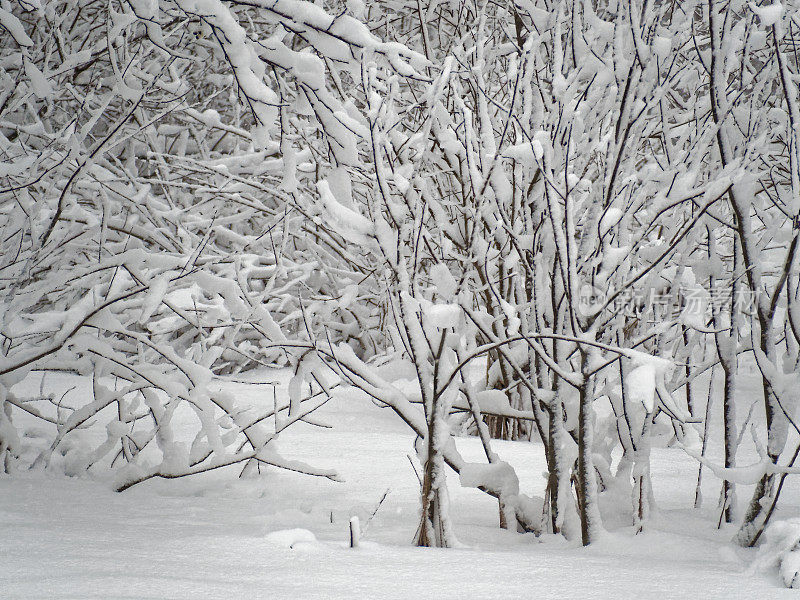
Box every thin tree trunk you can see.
[415,406,454,547]
[576,352,601,545]
[720,363,737,524]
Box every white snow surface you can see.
[750,1,783,26]
[627,363,657,412]
[424,302,461,329]
[1,370,798,598]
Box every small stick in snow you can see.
[361,488,391,536]
[407,454,422,487]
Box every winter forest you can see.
[1,0,800,596]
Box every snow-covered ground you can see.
[2,370,798,599]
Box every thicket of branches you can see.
[1,0,799,555]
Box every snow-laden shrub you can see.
[0,0,417,487]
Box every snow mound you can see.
[265,528,318,549]
[753,518,800,588]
